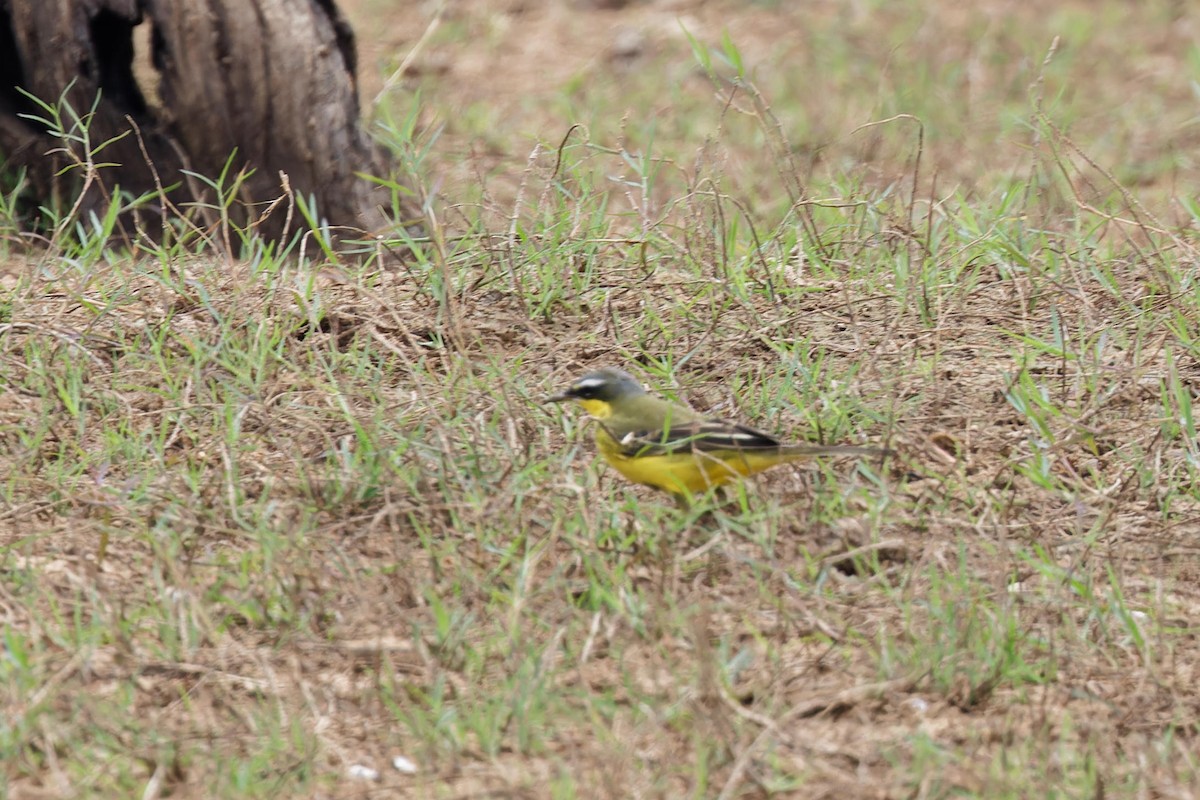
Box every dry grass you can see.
[4,0,1200,797]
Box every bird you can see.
[546,366,888,502]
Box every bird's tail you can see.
[777,444,890,459]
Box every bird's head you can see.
[546,367,647,418]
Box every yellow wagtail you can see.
[547,367,888,501]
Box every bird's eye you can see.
[571,378,606,399]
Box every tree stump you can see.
[0,0,404,242]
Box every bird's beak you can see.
[544,388,574,404]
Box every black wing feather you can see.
[605,419,782,458]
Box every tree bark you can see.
[0,0,401,242]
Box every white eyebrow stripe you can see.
[573,377,607,391]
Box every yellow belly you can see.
[594,427,794,496]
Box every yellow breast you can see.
[593,426,787,496]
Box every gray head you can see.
[546,367,648,404]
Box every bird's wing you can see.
[604,419,782,458]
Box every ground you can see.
[3,0,1200,797]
